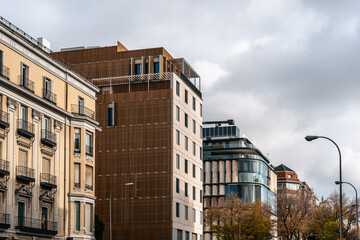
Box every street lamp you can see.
[109,182,134,240]
[335,180,359,240]
[305,135,343,238]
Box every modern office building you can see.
[52,42,204,239]
[0,16,99,239]
[202,120,277,240]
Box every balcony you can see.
[71,104,95,120]
[43,88,57,104]
[40,173,57,189]
[85,184,93,191]
[85,145,93,157]
[74,182,80,188]
[16,216,57,235]
[0,159,9,176]
[16,165,35,183]
[17,119,34,139]
[0,65,9,79]
[0,110,9,129]
[0,213,10,229]
[41,129,56,148]
[18,75,34,92]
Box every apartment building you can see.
[52,42,204,240]
[202,120,277,240]
[0,17,99,239]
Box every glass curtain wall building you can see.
[202,120,277,240]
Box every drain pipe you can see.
[63,76,68,237]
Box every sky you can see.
[3,0,360,200]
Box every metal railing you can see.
[85,184,93,191]
[40,173,57,186]
[18,75,34,92]
[74,182,80,188]
[71,105,95,120]
[85,145,93,156]
[16,165,35,179]
[0,159,9,172]
[0,213,9,225]
[16,216,57,231]
[43,88,57,104]
[0,65,9,79]
[17,119,34,135]
[41,129,56,144]
[0,110,9,125]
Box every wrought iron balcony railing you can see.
[74,182,80,188]
[40,173,57,189]
[71,105,95,120]
[16,216,57,235]
[0,159,9,175]
[16,165,35,182]
[0,65,9,79]
[85,184,93,191]
[17,119,34,139]
[41,129,56,147]
[0,213,10,229]
[43,88,57,104]
[0,110,9,129]
[18,75,34,92]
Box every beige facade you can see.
[0,17,99,239]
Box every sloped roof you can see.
[274,164,295,172]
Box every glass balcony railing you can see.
[203,142,255,150]
[43,88,57,104]
[71,104,95,120]
[18,75,34,92]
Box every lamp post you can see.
[109,182,133,240]
[335,180,359,240]
[305,135,343,238]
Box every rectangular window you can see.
[74,163,80,188]
[74,128,81,153]
[20,63,29,88]
[200,168,203,183]
[145,61,149,74]
[193,141,196,156]
[176,154,180,169]
[193,208,196,223]
[200,211,203,225]
[200,147,203,160]
[19,149,28,167]
[41,207,48,230]
[154,61,160,73]
[193,164,196,178]
[185,89,188,104]
[85,203,93,232]
[176,202,180,218]
[42,158,50,174]
[200,190,203,203]
[176,178,179,193]
[193,186,196,200]
[185,159,188,174]
[184,113,188,127]
[86,165,93,190]
[200,126,203,138]
[108,102,114,126]
[18,201,26,227]
[185,182,188,197]
[86,132,93,156]
[19,105,28,121]
[74,201,80,231]
[135,63,142,75]
[193,120,196,134]
[176,106,180,121]
[177,229,182,240]
[192,97,196,111]
[176,130,180,145]
[200,104,203,117]
[185,205,188,220]
[185,136,188,151]
[0,51,2,75]
[186,231,190,240]
[78,97,85,115]
[176,81,180,96]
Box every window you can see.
[200,168,203,182]
[185,159,188,174]
[176,81,180,96]
[185,182,188,197]
[193,164,196,178]
[176,130,180,145]
[185,206,188,220]
[43,77,54,102]
[74,201,80,231]
[176,202,180,218]
[86,132,93,156]
[200,126,203,138]
[154,61,160,73]
[193,120,196,134]
[19,105,28,122]
[135,63,142,75]
[193,186,196,200]
[193,141,196,156]
[74,163,80,188]
[20,63,29,88]
[192,97,196,111]
[86,165,93,190]
[200,104,203,117]
[177,229,182,240]
[0,51,2,75]
[200,211,203,225]
[145,61,149,74]
[288,174,292,178]
[176,106,180,121]
[184,113,188,128]
[108,102,114,126]
[176,154,180,169]
[185,89,188,103]
[41,207,48,230]
[85,203,93,232]
[200,190,203,203]
[42,158,50,174]
[185,136,188,151]
[286,183,299,190]
[78,97,85,115]
[186,231,190,240]
[200,147,203,160]
[193,208,196,223]
[19,149,28,167]
[18,201,26,227]
[74,128,81,153]
[176,178,179,193]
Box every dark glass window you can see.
[154,62,160,73]
[185,113,188,127]
[176,81,180,96]
[192,97,196,111]
[135,63,141,75]
[185,159,188,173]
[176,178,179,193]
[193,164,196,178]
[108,105,114,126]
[176,203,180,218]
[185,182,188,197]
[185,90,188,103]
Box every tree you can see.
[95,214,105,240]
[277,189,314,239]
[205,194,274,240]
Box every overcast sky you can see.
[3,0,360,199]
